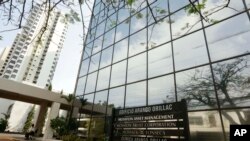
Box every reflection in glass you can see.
[148,43,173,78]
[176,66,217,110]
[148,0,168,25]
[212,56,250,108]
[127,53,146,83]
[113,39,128,63]
[75,76,86,96]
[110,60,127,87]
[130,9,147,34]
[83,42,93,59]
[100,46,113,68]
[103,28,115,49]
[105,13,117,31]
[115,21,129,42]
[108,86,125,109]
[92,36,103,54]
[171,8,202,38]
[85,72,98,94]
[97,67,111,91]
[169,0,189,13]
[173,31,208,71]
[201,0,244,26]
[95,21,106,38]
[89,117,106,140]
[89,53,101,73]
[148,19,171,48]
[222,109,250,140]
[94,90,108,107]
[117,8,130,24]
[126,81,146,108]
[84,93,94,104]
[129,29,147,56]
[79,59,90,77]
[148,75,175,105]
[206,14,250,61]
[188,111,224,141]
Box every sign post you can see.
[110,100,190,141]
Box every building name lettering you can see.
[117,114,174,122]
[118,104,173,115]
[121,137,168,141]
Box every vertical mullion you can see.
[146,5,149,107]
[83,0,101,138]
[243,0,250,21]
[199,0,227,140]
[168,0,177,102]
[123,7,131,108]
[104,5,118,139]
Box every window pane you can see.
[126,81,146,108]
[92,36,103,54]
[108,86,125,109]
[171,7,202,39]
[94,91,108,106]
[105,13,117,31]
[83,42,93,59]
[130,9,147,34]
[148,0,168,24]
[213,56,250,108]
[85,72,98,94]
[173,31,208,71]
[148,18,171,48]
[176,66,218,110]
[95,21,106,37]
[201,0,244,26]
[117,8,130,24]
[97,67,111,91]
[148,43,173,78]
[169,0,189,13]
[148,75,176,105]
[84,93,94,104]
[113,39,128,63]
[129,29,147,56]
[111,60,127,87]
[188,111,224,141]
[222,109,250,141]
[79,59,90,77]
[75,76,86,96]
[100,46,113,68]
[103,28,115,49]
[115,21,129,42]
[206,14,250,61]
[89,53,101,73]
[127,53,146,83]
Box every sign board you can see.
[110,100,190,141]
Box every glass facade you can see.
[75,0,250,140]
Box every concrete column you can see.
[72,107,79,118]
[35,102,48,136]
[43,102,60,139]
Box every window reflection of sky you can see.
[78,0,250,109]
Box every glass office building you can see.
[75,0,250,140]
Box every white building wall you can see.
[0,4,68,132]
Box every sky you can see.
[0,1,94,94]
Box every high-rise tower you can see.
[0,3,68,131]
[0,4,67,88]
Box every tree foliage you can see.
[178,57,250,124]
[23,105,35,133]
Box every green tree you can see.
[50,116,67,138]
[23,106,35,133]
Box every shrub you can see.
[62,134,82,141]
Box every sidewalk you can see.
[0,133,61,141]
